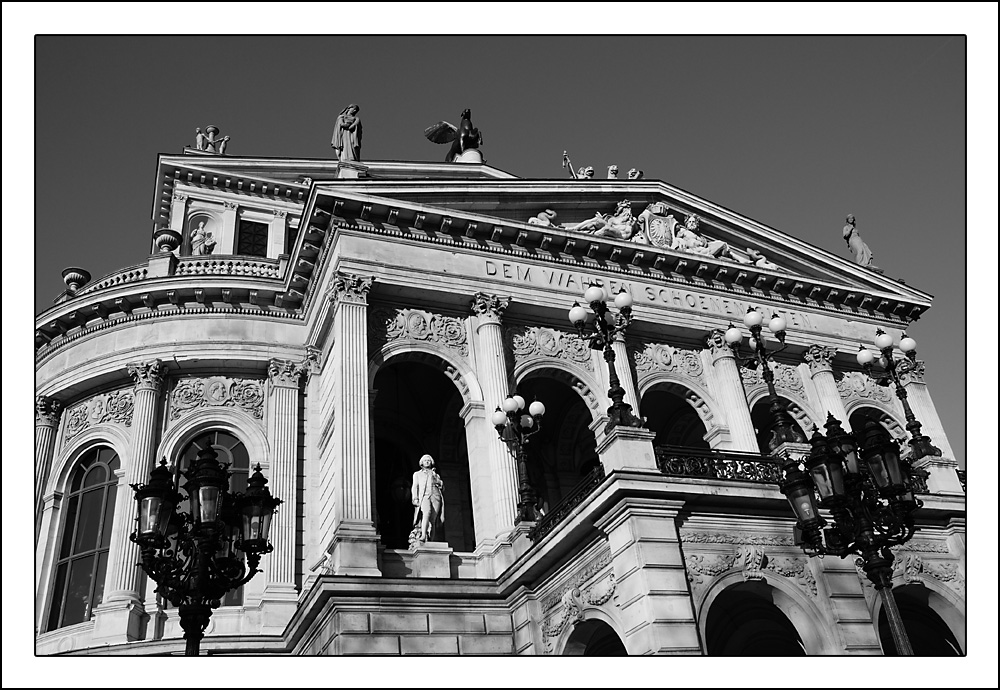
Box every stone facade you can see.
[34,153,965,656]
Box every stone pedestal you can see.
[595,426,657,474]
[454,149,484,164]
[594,498,700,655]
[410,541,453,578]
[90,600,148,644]
[771,441,811,462]
[146,251,177,278]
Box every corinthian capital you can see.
[329,272,374,306]
[36,396,63,425]
[803,345,836,375]
[898,359,926,386]
[704,328,734,361]
[471,293,509,325]
[127,359,165,392]
[268,357,305,389]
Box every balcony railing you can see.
[175,256,281,279]
[654,445,784,484]
[528,464,605,543]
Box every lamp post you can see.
[779,412,926,655]
[724,307,805,449]
[856,329,940,461]
[492,395,546,523]
[130,441,282,656]
[568,285,643,432]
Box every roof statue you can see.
[424,108,484,163]
[627,168,644,180]
[577,166,595,179]
[607,165,619,180]
[194,125,230,155]
[842,214,883,273]
[562,151,577,179]
[331,104,363,162]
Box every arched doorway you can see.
[640,384,710,450]
[372,360,475,551]
[878,585,964,655]
[705,581,807,655]
[516,374,599,517]
[751,397,809,454]
[563,619,628,656]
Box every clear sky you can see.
[33,33,968,461]
[7,3,998,685]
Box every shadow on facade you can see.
[705,581,807,656]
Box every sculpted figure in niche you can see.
[190,221,216,255]
[410,454,445,547]
[565,199,637,240]
[842,214,881,272]
[331,104,363,162]
[527,209,560,227]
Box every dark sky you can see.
[32,34,967,463]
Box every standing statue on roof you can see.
[331,104,363,162]
[424,108,484,163]
[842,214,882,272]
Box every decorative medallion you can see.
[63,389,135,441]
[630,341,704,381]
[506,325,593,371]
[835,371,893,404]
[169,376,265,421]
[368,307,469,356]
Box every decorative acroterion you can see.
[424,108,484,163]
[194,125,230,155]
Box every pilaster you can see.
[594,498,700,654]
[704,329,758,452]
[459,400,500,546]
[219,200,238,255]
[470,292,519,539]
[268,209,288,258]
[802,345,850,424]
[35,396,62,543]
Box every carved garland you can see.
[685,547,817,597]
[855,552,964,596]
[168,376,265,422]
[740,361,805,397]
[64,389,135,442]
[629,341,704,383]
[368,307,469,357]
[835,371,893,405]
[505,325,593,372]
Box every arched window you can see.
[46,446,120,631]
[173,431,250,607]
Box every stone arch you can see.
[697,570,840,655]
[155,407,271,472]
[552,604,629,656]
[369,340,482,406]
[637,374,721,430]
[49,424,132,497]
[846,404,908,443]
[870,577,966,654]
[515,359,603,421]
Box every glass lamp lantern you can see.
[859,420,906,494]
[823,414,860,474]
[184,443,229,526]
[237,464,282,555]
[804,429,846,504]
[779,460,823,528]
[744,307,764,329]
[133,459,181,547]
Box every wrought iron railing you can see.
[528,464,606,543]
[654,445,784,484]
[956,469,966,493]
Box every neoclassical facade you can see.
[34,148,965,655]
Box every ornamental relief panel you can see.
[739,361,805,397]
[168,376,265,423]
[855,552,964,597]
[368,307,469,357]
[63,388,135,443]
[684,544,817,598]
[505,325,594,372]
[628,341,704,384]
[539,548,616,653]
[835,371,893,405]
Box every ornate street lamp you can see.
[568,285,643,432]
[492,394,546,523]
[856,329,941,461]
[778,412,928,655]
[724,307,806,449]
[130,441,282,656]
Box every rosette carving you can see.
[505,325,593,371]
[169,376,265,421]
[63,389,135,441]
[368,307,469,356]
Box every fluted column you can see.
[35,396,62,543]
[704,330,758,452]
[803,345,850,423]
[898,361,956,461]
[327,273,380,575]
[263,358,304,604]
[471,292,519,539]
[92,359,164,643]
[612,333,641,418]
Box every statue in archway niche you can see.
[424,108,484,163]
[331,104,363,162]
[409,454,445,548]
[842,214,883,272]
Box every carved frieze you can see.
[506,325,593,372]
[64,389,135,441]
[835,371,893,405]
[368,307,469,356]
[764,556,817,597]
[168,376,265,421]
[856,551,964,596]
[36,396,63,426]
[681,531,796,546]
[685,552,738,588]
[630,341,704,382]
[740,362,804,398]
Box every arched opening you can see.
[516,373,599,517]
[372,360,474,551]
[849,407,907,443]
[640,383,710,450]
[878,585,964,656]
[705,581,806,655]
[563,619,628,656]
[46,445,120,631]
[751,397,808,454]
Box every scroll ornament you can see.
[169,376,265,421]
[64,389,135,440]
[630,341,704,381]
[368,307,469,356]
[506,325,593,371]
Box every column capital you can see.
[328,271,374,306]
[704,328,734,362]
[898,359,926,386]
[803,344,836,375]
[302,346,322,378]
[36,395,63,426]
[127,359,165,392]
[471,292,509,325]
[268,358,305,389]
